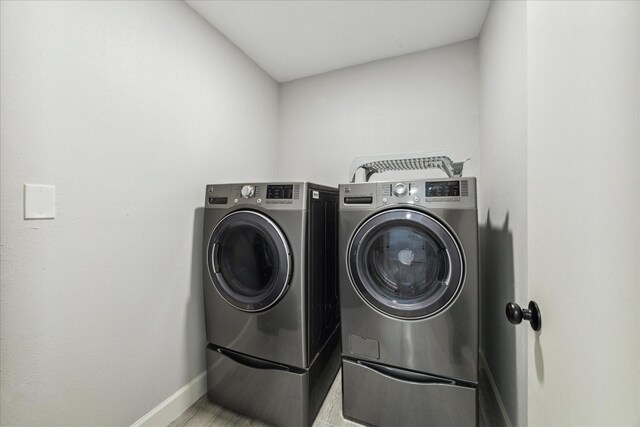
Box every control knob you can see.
[241,185,255,198]
[393,183,408,197]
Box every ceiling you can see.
[185,0,490,83]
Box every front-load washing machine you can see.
[203,182,341,427]
[338,178,478,426]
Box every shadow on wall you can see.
[479,211,518,427]
[186,207,207,376]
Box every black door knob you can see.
[505,301,541,331]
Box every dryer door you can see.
[348,209,464,319]
[207,210,292,312]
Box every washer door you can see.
[348,209,464,319]
[207,210,292,312]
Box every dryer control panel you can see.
[205,183,308,211]
[339,178,476,210]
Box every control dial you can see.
[240,185,255,198]
[393,183,408,197]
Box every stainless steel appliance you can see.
[338,177,479,426]
[203,182,340,427]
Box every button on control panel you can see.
[241,185,255,198]
[393,183,408,197]
[380,182,419,205]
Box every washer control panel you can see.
[340,178,476,210]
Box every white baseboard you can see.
[479,350,512,427]
[130,370,207,427]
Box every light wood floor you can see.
[169,369,486,427]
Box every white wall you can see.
[478,2,528,426]
[0,1,278,426]
[527,1,640,425]
[278,40,480,185]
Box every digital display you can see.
[425,181,460,197]
[266,185,294,199]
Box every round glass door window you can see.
[348,209,464,319]
[207,210,292,312]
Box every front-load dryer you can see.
[338,178,479,426]
[203,182,341,427]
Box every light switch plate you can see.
[24,184,56,219]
